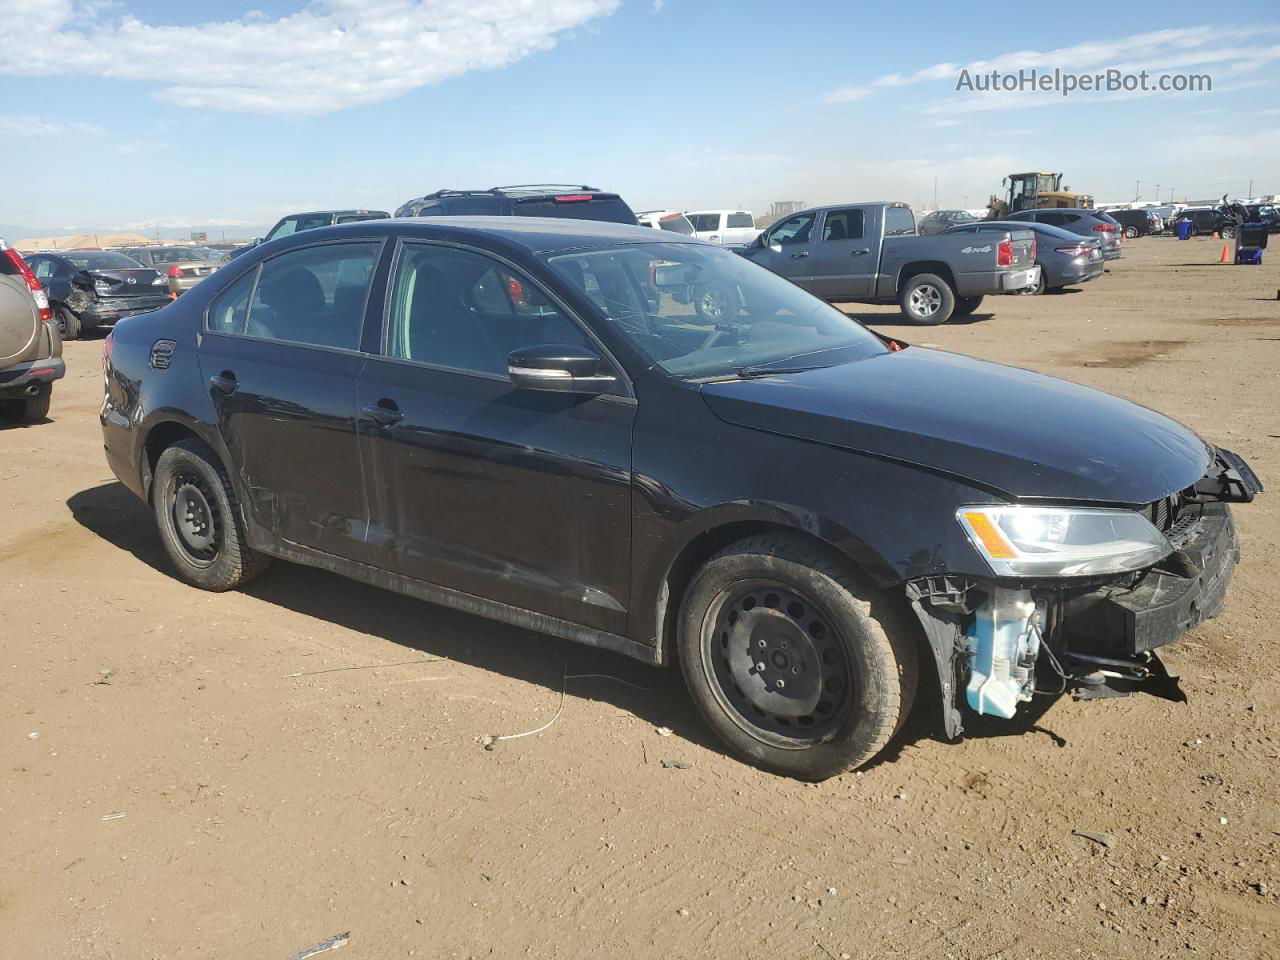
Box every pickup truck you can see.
[686,210,762,248]
[739,202,1040,324]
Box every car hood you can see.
[699,347,1212,504]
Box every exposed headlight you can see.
[957,505,1170,577]
[152,275,168,285]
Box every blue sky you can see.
[1,0,1278,236]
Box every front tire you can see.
[1124,225,1139,239]
[0,386,51,423]
[677,534,918,781]
[899,273,955,324]
[152,438,270,591]
[1221,225,1236,239]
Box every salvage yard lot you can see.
[2,237,1278,959]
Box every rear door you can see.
[806,207,874,300]
[355,239,635,634]
[197,238,383,561]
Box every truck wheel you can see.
[953,295,985,316]
[900,273,955,324]
[1221,225,1236,240]
[152,438,271,591]
[677,534,918,781]
[1124,225,1139,239]
[694,282,739,323]
[0,386,52,424]
[55,307,81,341]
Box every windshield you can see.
[545,242,886,379]
[66,252,144,271]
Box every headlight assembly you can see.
[957,505,1170,577]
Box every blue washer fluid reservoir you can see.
[965,587,1040,718]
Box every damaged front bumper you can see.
[908,452,1262,740]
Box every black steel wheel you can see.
[152,437,270,591]
[678,534,918,780]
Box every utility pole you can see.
[1154,184,1160,206]
[933,175,938,210]
[1135,180,1140,200]
[1248,179,1254,199]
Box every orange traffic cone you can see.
[1219,244,1230,264]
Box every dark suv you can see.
[100,217,1261,781]
[1175,206,1236,238]
[227,209,390,261]
[1108,208,1161,238]
[395,185,637,224]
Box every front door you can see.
[806,207,875,300]
[356,240,635,634]
[746,211,817,289]
[197,239,382,561]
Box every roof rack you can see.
[490,184,599,193]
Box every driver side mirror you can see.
[507,344,617,395]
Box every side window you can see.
[688,213,721,232]
[821,208,865,242]
[243,242,378,349]
[386,243,595,377]
[30,257,54,280]
[769,213,815,245]
[206,268,258,334]
[884,207,915,236]
[295,214,334,232]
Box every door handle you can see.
[851,248,870,256]
[361,400,404,427]
[209,371,238,394]
[791,251,810,259]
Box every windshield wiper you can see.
[733,364,828,378]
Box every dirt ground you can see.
[2,236,1278,960]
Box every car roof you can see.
[273,215,703,256]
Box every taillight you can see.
[553,194,591,203]
[1029,237,1037,262]
[167,265,182,277]
[1092,224,1117,232]
[3,248,52,325]
[996,239,1014,267]
[1055,245,1089,256]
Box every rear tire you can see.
[152,438,271,591]
[55,307,81,341]
[1221,225,1236,240]
[899,273,955,325]
[1124,225,1139,239]
[677,534,918,781]
[0,386,51,424]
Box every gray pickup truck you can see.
[739,202,1040,324]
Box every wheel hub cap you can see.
[706,582,852,745]
[910,285,941,316]
[171,476,219,562]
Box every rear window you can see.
[885,206,916,236]
[65,252,145,271]
[1095,212,1119,224]
[726,213,754,229]
[151,248,202,263]
[436,196,505,216]
[512,195,636,224]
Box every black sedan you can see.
[99,217,1262,780]
[944,220,1105,293]
[24,250,170,339]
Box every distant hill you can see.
[1,221,265,246]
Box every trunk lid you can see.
[87,269,167,298]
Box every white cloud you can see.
[821,85,871,104]
[0,0,620,115]
[0,113,104,136]
[822,24,1280,106]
